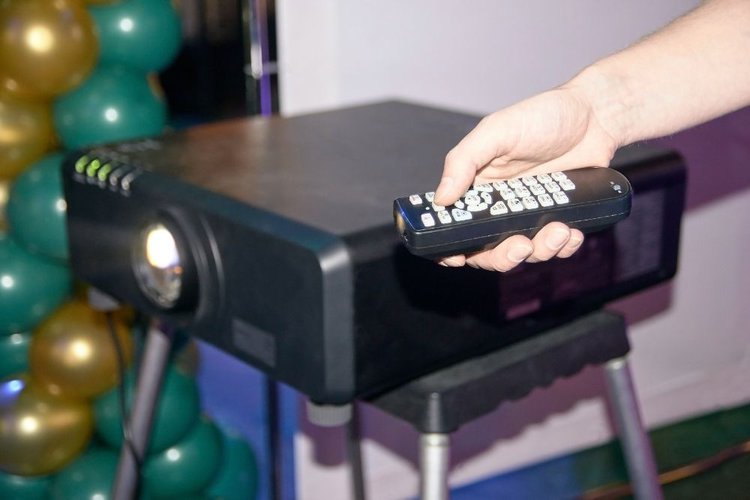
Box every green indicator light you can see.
[86,159,102,177]
[75,156,89,173]
[97,163,113,181]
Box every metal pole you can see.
[420,433,450,500]
[113,320,175,500]
[604,357,663,500]
[346,404,367,500]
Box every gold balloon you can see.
[0,0,98,98]
[0,178,9,232]
[0,92,53,180]
[29,301,133,400]
[0,375,93,476]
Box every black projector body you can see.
[63,102,686,405]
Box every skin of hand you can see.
[433,85,620,271]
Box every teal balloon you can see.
[0,236,72,334]
[207,427,259,500]
[49,447,118,500]
[0,470,51,500]
[53,64,166,149]
[7,153,69,261]
[0,332,31,379]
[94,366,200,454]
[91,0,182,72]
[142,416,222,499]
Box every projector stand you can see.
[367,310,663,500]
[112,320,176,500]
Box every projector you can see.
[63,102,686,405]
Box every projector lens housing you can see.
[133,216,198,311]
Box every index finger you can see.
[434,117,505,206]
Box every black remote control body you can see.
[393,167,632,258]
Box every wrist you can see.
[562,64,639,148]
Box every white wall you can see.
[276,2,750,499]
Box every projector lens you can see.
[134,222,186,309]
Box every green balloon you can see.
[142,416,222,499]
[207,427,259,500]
[48,447,118,500]
[0,332,31,379]
[0,235,72,335]
[53,64,166,149]
[91,0,182,72]
[7,153,69,261]
[0,470,51,500]
[93,366,200,454]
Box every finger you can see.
[525,222,572,263]
[434,117,506,206]
[556,229,584,258]
[464,234,534,272]
[438,255,466,267]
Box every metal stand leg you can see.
[113,321,175,500]
[420,433,450,500]
[604,357,663,500]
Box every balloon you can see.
[29,301,133,400]
[0,93,54,180]
[207,426,259,500]
[0,179,9,231]
[0,469,51,500]
[0,376,93,476]
[48,447,118,500]
[94,366,200,454]
[91,0,182,72]
[142,416,223,499]
[0,332,31,380]
[6,153,68,261]
[0,235,72,335]
[0,0,98,98]
[53,64,167,149]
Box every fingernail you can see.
[568,236,583,250]
[507,244,533,263]
[442,256,462,267]
[545,229,570,251]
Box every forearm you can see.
[568,0,750,147]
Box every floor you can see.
[452,403,750,499]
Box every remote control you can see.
[393,167,632,258]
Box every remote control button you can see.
[551,171,568,181]
[474,183,493,192]
[409,194,423,205]
[538,193,554,207]
[499,188,516,200]
[530,184,546,196]
[454,200,465,209]
[522,176,538,186]
[545,182,561,193]
[522,196,539,210]
[437,210,452,224]
[425,191,435,202]
[553,191,569,204]
[507,198,524,212]
[560,179,576,191]
[515,186,531,198]
[481,192,493,204]
[432,203,446,211]
[490,201,508,215]
[467,202,488,212]
[421,213,436,227]
[452,208,472,221]
[508,178,523,189]
[492,181,508,191]
[537,173,552,184]
[464,193,481,205]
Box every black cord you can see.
[105,312,144,476]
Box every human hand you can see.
[433,85,620,271]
